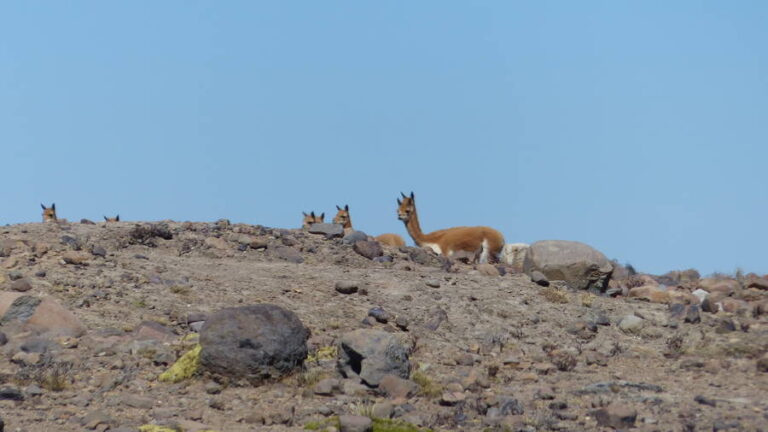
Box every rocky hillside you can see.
[1,220,767,432]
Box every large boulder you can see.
[338,329,412,387]
[308,223,344,239]
[199,304,309,385]
[0,293,85,337]
[523,240,613,292]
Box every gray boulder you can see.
[523,240,613,292]
[338,329,412,387]
[308,223,345,239]
[353,241,383,260]
[342,230,369,245]
[200,304,310,385]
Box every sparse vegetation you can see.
[541,287,569,304]
[411,370,442,398]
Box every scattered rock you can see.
[339,415,372,432]
[353,241,383,260]
[592,404,637,429]
[9,278,32,292]
[91,245,107,257]
[0,387,23,401]
[273,246,304,264]
[313,378,340,396]
[425,279,441,288]
[618,315,644,333]
[378,374,418,399]
[342,230,369,245]
[200,304,310,384]
[338,329,412,387]
[367,307,391,324]
[0,293,85,337]
[308,223,345,239]
[476,263,499,276]
[335,281,359,295]
[530,270,550,286]
[523,240,613,292]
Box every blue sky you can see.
[1,1,766,276]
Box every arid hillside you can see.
[1,220,767,432]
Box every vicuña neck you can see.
[404,206,428,246]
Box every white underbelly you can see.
[422,243,442,255]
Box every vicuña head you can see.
[41,203,57,223]
[396,191,505,264]
[302,211,324,229]
[334,204,405,246]
[333,205,352,230]
[104,215,120,223]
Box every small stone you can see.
[308,223,345,239]
[91,246,107,257]
[0,387,24,401]
[313,378,340,396]
[530,271,550,286]
[395,316,409,331]
[0,332,7,346]
[592,405,637,429]
[62,252,90,265]
[24,384,43,397]
[353,241,383,260]
[425,279,441,288]
[368,307,391,324]
[694,395,717,407]
[618,315,644,333]
[204,382,223,395]
[757,356,768,373]
[378,375,419,399]
[335,281,359,295]
[272,246,304,263]
[35,270,46,278]
[8,271,23,281]
[10,278,32,292]
[339,415,372,432]
[440,391,466,406]
[11,351,41,366]
[372,401,394,419]
[342,231,369,245]
[477,263,499,276]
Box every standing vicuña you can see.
[396,192,504,263]
[104,215,120,223]
[41,203,57,223]
[333,204,405,247]
[302,211,324,230]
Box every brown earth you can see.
[0,220,767,431]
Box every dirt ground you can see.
[0,220,766,431]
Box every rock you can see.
[425,279,441,288]
[747,278,768,290]
[7,271,23,281]
[132,321,176,342]
[80,218,96,225]
[308,223,345,239]
[81,411,116,430]
[523,240,613,292]
[669,303,701,324]
[692,289,709,303]
[9,278,32,292]
[339,415,372,432]
[342,230,369,245]
[372,401,394,419]
[0,293,85,337]
[353,241,383,260]
[120,394,154,409]
[368,307,391,324]
[440,391,466,406]
[423,307,448,331]
[408,248,439,266]
[629,285,670,304]
[62,251,90,265]
[90,245,107,257]
[395,316,409,331]
[335,281,359,295]
[757,356,768,373]
[618,315,644,333]
[11,351,41,366]
[272,246,304,264]
[694,395,717,407]
[378,374,418,399]
[0,387,23,401]
[204,237,230,250]
[476,263,499,276]
[313,378,340,396]
[338,329,412,387]
[592,405,637,429]
[200,304,310,384]
[0,332,6,346]
[373,256,393,263]
[530,271,549,287]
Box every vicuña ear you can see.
[311,211,316,218]
[320,213,324,219]
[401,192,407,199]
[397,198,402,205]
[41,203,46,210]
[116,215,119,221]
[336,205,341,210]
[410,192,414,199]
[303,212,308,216]
[51,203,55,210]
[104,216,108,221]
[345,204,349,211]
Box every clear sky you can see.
[2,1,766,276]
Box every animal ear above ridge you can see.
[336,205,341,210]
[116,215,120,221]
[104,216,108,221]
[401,192,407,199]
[345,204,349,211]
[320,213,324,219]
[397,198,402,205]
[41,203,46,210]
[51,203,55,210]
[410,192,414,199]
